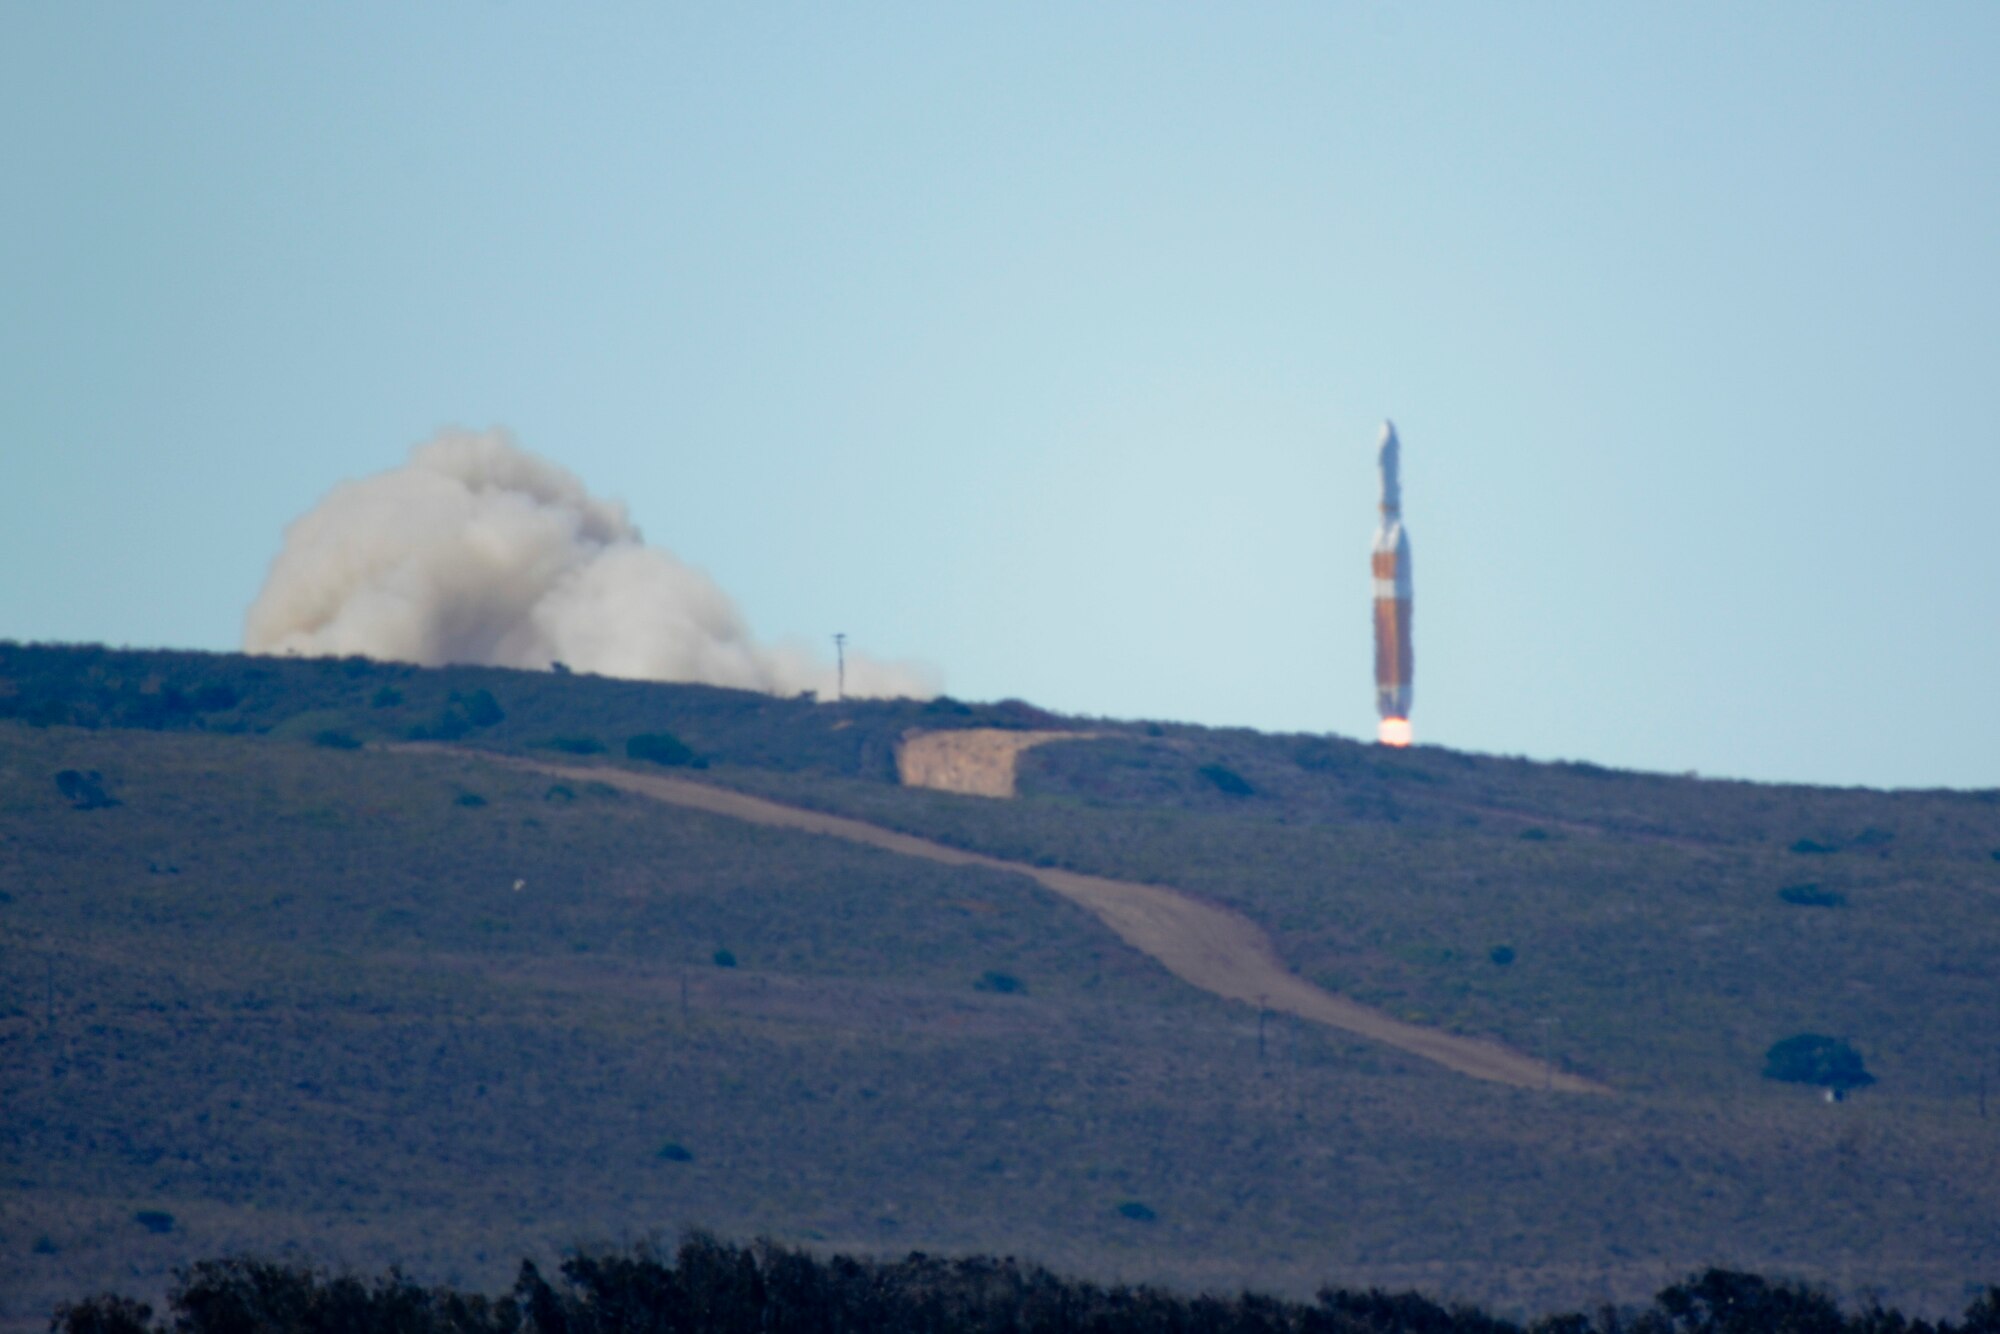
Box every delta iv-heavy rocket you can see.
[1372,421,1413,746]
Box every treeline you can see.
[0,641,1062,781]
[52,1235,2000,1334]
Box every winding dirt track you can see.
[451,749,1607,1094]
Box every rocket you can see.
[1372,420,1413,746]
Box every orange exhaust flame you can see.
[1378,717,1412,747]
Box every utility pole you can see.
[833,633,847,702]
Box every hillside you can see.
[4,643,2000,1328]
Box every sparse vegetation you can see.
[6,641,2000,1319]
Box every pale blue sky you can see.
[4,5,1996,789]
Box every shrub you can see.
[545,785,575,803]
[457,688,504,728]
[311,729,361,750]
[545,736,606,755]
[1116,1201,1156,1222]
[190,683,240,711]
[628,733,695,767]
[370,687,403,708]
[657,1142,694,1162]
[975,970,1024,995]
[1778,883,1846,908]
[408,709,469,741]
[133,1210,175,1234]
[55,770,118,810]
[712,949,737,968]
[1763,1033,1875,1092]
[1790,838,1838,855]
[1489,945,1516,967]
[454,792,488,808]
[1197,764,1254,797]
[49,1294,152,1334]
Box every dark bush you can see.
[1197,764,1254,797]
[1778,884,1846,908]
[975,970,1024,994]
[1791,838,1839,855]
[1116,1201,1156,1222]
[629,732,696,767]
[457,688,504,728]
[1519,827,1550,841]
[1653,1267,1845,1334]
[50,1293,154,1334]
[544,736,606,755]
[312,729,362,750]
[712,949,737,968]
[1489,945,1516,967]
[545,785,575,803]
[1764,1033,1875,1092]
[454,792,487,808]
[370,687,403,708]
[191,683,240,711]
[409,709,470,742]
[55,769,118,809]
[657,1142,694,1162]
[132,1209,175,1234]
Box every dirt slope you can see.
[457,749,1606,1094]
[895,728,1095,798]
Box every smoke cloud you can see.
[244,429,937,699]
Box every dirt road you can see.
[456,749,1607,1094]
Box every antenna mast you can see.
[833,633,847,702]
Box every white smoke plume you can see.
[244,429,938,699]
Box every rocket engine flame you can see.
[243,428,937,700]
[1378,717,1413,747]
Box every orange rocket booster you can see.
[1372,421,1413,746]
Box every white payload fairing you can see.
[1372,421,1413,746]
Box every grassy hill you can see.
[4,642,2000,1328]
